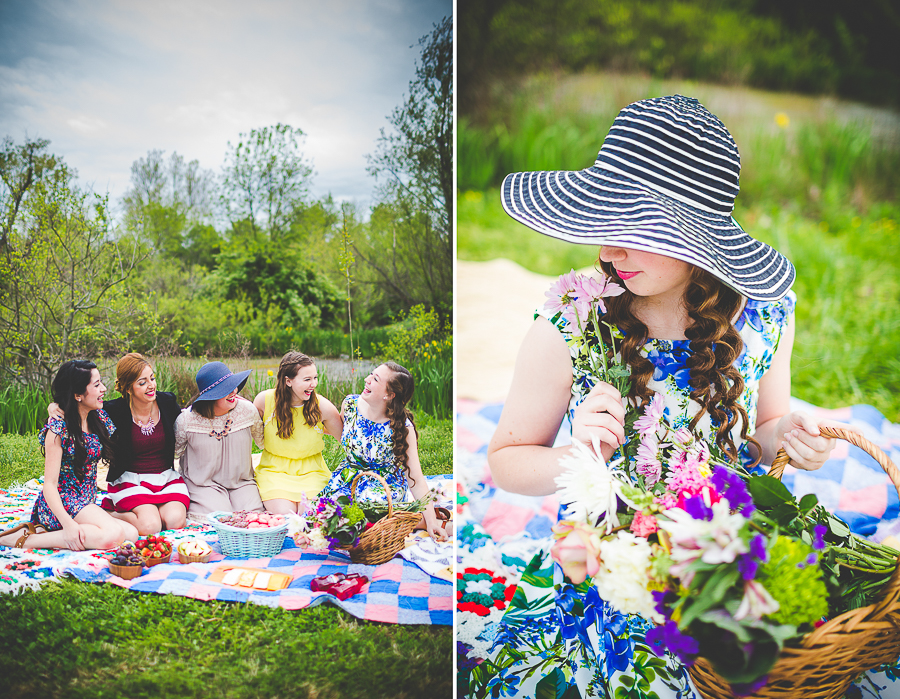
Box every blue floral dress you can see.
[465,293,796,699]
[31,412,116,530]
[320,395,411,504]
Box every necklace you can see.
[209,416,233,440]
[133,405,157,436]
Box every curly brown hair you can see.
[383,361,417,487]
[273,352,321,439]
[597,257,761,465]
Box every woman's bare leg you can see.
[159,501,187,530]
[262,498,299,514]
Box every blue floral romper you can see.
[465,293,796,699]
[320,395,411,504]
[31,412,116,530]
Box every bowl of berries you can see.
[208,511,289,557]
[136,535,173,566]
[108,542,145,580]
[176,538,214,564]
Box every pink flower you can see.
[544,269,581,316]
[634,393,666,436]
[654,493,678,510]
[734,580,780,621]
[551,520,603,584]
[636,434,662,486]
[630,511,659,537]
[665,461,710,495]
[577,273,625,314]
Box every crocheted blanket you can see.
[0,475,453,626]
[455,398,900,665]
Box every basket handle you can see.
[349,470,393,518]
[769,425,900,621]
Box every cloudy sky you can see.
[0,0,450,216]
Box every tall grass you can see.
[459,100,900,212]
[0,386,52,436]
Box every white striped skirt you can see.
[101,469,190,512]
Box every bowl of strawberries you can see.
[136,535,173,566]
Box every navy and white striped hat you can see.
[501,95,795,301]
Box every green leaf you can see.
[798,493,818,514]
[747,475,794,507]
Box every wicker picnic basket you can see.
[207,512,289,558]
[688,426,900,699]
[342,471,422,565]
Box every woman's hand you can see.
[61,521,86,551]
[571,382,626,462]
[422,507,448,542]
[773,411,843,471]
[48,402,64,420]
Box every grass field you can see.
[0,417,452,699]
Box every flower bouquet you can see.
[552,417,900,696]
[294,471,425,564]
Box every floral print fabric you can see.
[320,395,410,504]
[465,293,796,699]
[31,411,116,530]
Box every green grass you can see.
[0,581,449,699]
[459,190,900,422]
[0,420,452,698]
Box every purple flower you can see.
[812,524,827,550]
[737,534,768,581]
[737,555,758,581]
[731,675,769,696]
[711,468,755,516]
[645,620,699,664]
[683,495,714,521]
[652,589,677,620]
[749,534,768,561]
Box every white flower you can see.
[657,499,749,584]
[734,580,780,621]
[307,527,329,550]
[593,531,661,622]
[555,437,633,533]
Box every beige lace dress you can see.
[174,398,265,516]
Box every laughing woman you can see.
[100,353,189,533]
[0,360,138,550]
[253,352,342,514]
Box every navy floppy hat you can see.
[194,362,251,401]
[501,95,795,301]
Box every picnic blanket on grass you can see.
[0,475,453,626]
[456,398,900,680]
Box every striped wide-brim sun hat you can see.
[501,94,795,301]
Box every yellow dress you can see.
[255,389,331,501]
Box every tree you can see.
[0,137,60,248]
[220,124,314,240]
[122,149,217,259]
[0,145,149,387]
[365,15,452,321]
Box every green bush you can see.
[0,432,44,486]
[0,386,52,436]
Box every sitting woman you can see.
[52,353,189,534]
[175,361,264,517]
[253,352,342,514]
[320,362,447,540]
[0,360,138,550]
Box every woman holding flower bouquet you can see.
[319,362,448,541]
[470,96,855,698]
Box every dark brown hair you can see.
[597,258,761,465]
[190,399,217,419]
[273,352,321,438]
[49,359,114,479]
[383,361,417,485]
[114,352,152,405]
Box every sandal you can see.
[18,523,47,548]
[0,522,33,548]
[434,506,452,530]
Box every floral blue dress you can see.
[465,293,796,699]
[320,395,411,504]
[31,411,116,530]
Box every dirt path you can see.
[457,258,577,402]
